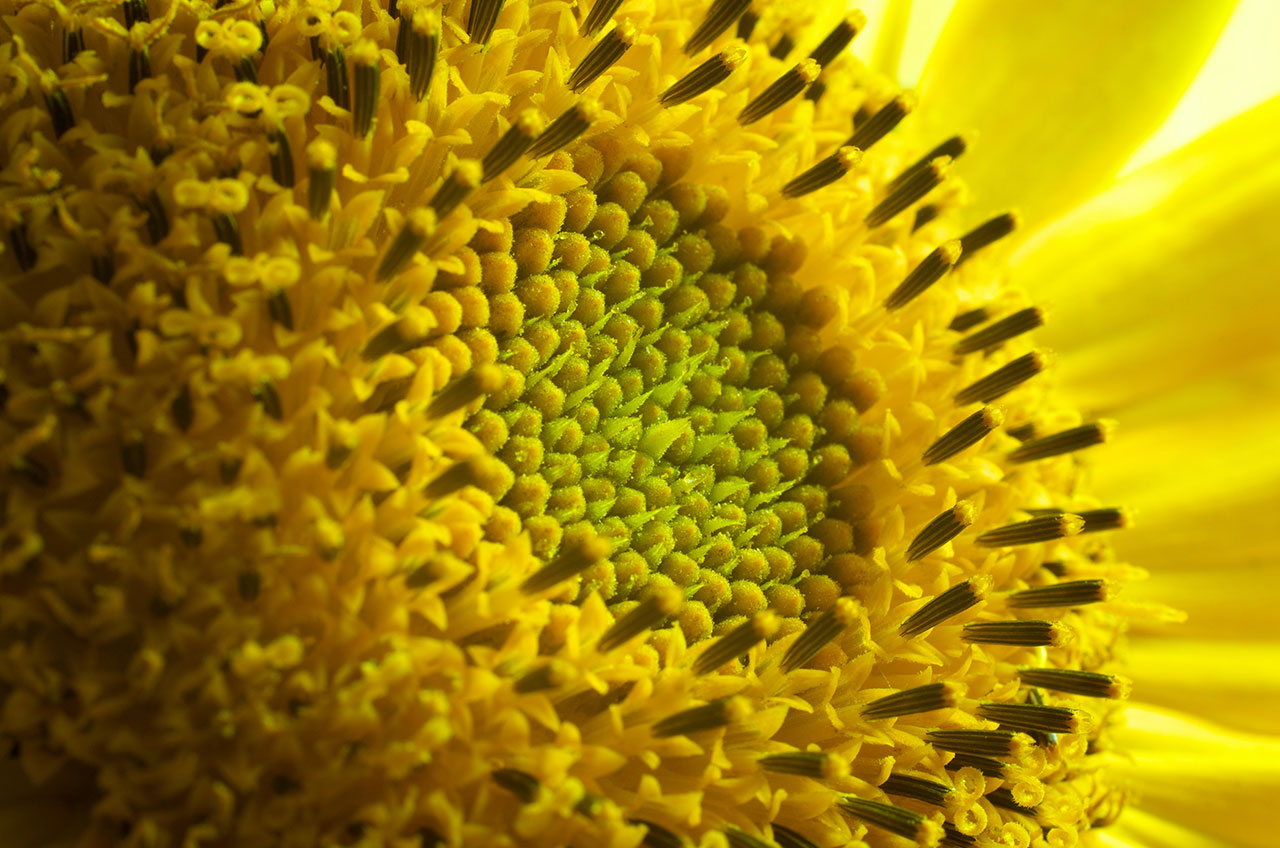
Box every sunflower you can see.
[1,0,1276,846]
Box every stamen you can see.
[323,47,350,109]
[424,455,508,498]
[782,146,861,198]
[736,9,758,39]
[513,659,573,693]
[482,110,543,181]
[923,407,1004,466]
[1007,579,1111,608]
[900,576,991,637]
[121,436,147,478]
[128,47,151,93]
[597,585,682,651]
[976,514,1083,547]
[268,130,295,188]
[632,819,683,848]
[809,13,864,66]
[527,99,600,158]
[652,696,748,737]
[427,364,503,417]
[401,13,439,101]
[759,751,848,780]
[520,535,612,593]
[492,768,539,802]
[171,383,193,431]
[987,787,1037,816]
[234,56,259,84]
[46,90,75,138]
[569,21,636,92]
[1016,668,1131,699]
[212,213,243,255]
[376,208,435,281]
[267,289,293,329]
[467,0,505,45]
[925,729,1034,759]
[954,351,1048,405]
[804,79,826,103]
[428,160,482,218]
[962,620,1072,647]
[884,240,962,310]
[949,306,990,332]
[954,307,1045,355]
[881,774,954,807]
[772,824,820,848]
[944,754,1007,778]
[769,33,794,59]
[943,824,977,848]
[1006,422,1038,441]
[912,204,939,231]
[846,94,913,151]
[956,212,1019,265]
[906,501,977,561]
[739,59,820,125]
[684,0,751,55]
[866,157,950,228]
[581,0,624,37]
[838,797,941,845]
[862,682,962,719]
[889,135,969,190]
[976,702,1087,735]
[8,226,36,271]
[1008,422,1112,463]
[692,610,780,674]
[1078,507,1129,533]
[781,597,859,671]
[660,45,747,106]
[307,140,337,220]
[352,40,381,137]
[64,27,85,63]
[723,828,771,848]
[254,380,283,420]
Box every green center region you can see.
[463,149,886,644]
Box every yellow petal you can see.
[1098,808,1231,848]
[1126,638,1280,734]
[917,0,1238,229]
[1113,706,1280,848]
[1125,559,1280,640]
[869,0,913,79]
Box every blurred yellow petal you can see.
[1114,706,1280,848]
[1126,638,1280,734]
[869,0,912,79]
[1097,808,1230,848]
[917,0,1238,229]
[1125,560,1280,640]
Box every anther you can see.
[925,729,1034,760]
[781,597,859,671]
[976,702,1088,735]
[376,208,435,281]
[889,135,969,191]
[1079,507,1129,533]
[322,47,350,109]
[1008,579,1111,608]
[880,774,953,807]
[661,44,747,106]
[234,56,259,84]
[652,696,748,737]
[947,311,988,336]
[884,240,962,310]
[632,819,684,848]
[899,576,992,637]
[581,0,623,37]
[427,365,503,418]
[598,585,682,651]
[782,146,861,198]
[976,514,1083,547]
[254,380,283,420]
[962,619,1072,647]
[987,787,1037,816]
[171,383,194,431]
[527,99,600,158]
[423,455,504,498]
[481,111,543,181]
[1008,422,1112,463]
[759,751,848,780]
[64,28,84,63]
[467,0,505,45]
[912,204,939,231]
[772,825,821,848]
[739,59,820,125]
[956,212,1019,265]
[93,253,114,282]
[905,501,977,561]
[121,436,147,478]
[520,535,612,593]
[268,130,295,187]
[1006,422,1038,441]
[307,140,337,220]
[123,0,150,28]
[847,94,913,151]
[212,213,243,255]
[1016,668,1131,699]
[128,48,151,94]
[428,160,483,218]
[352,41,381,137]
[804,79,826,103]
[838,797,941,845]
[736,9,758,39]
[723,828,772,848]
[862,682,962,720]
[923,407,1004,466]
[770,33,794,59]
[8,226,36,271]
[692,610,779,674]
[513,659,573,693]
[492,768,539,803]
[400,13,439,100]
[569,21,636,92]
[954,307,1044,355]
[944,754,1007,778]
[866,156,949,228]
[943,824,977,848]
[809,12,864,66]
[684,0,751,55]
[954,351,1048,405]
[46,90,75,138]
